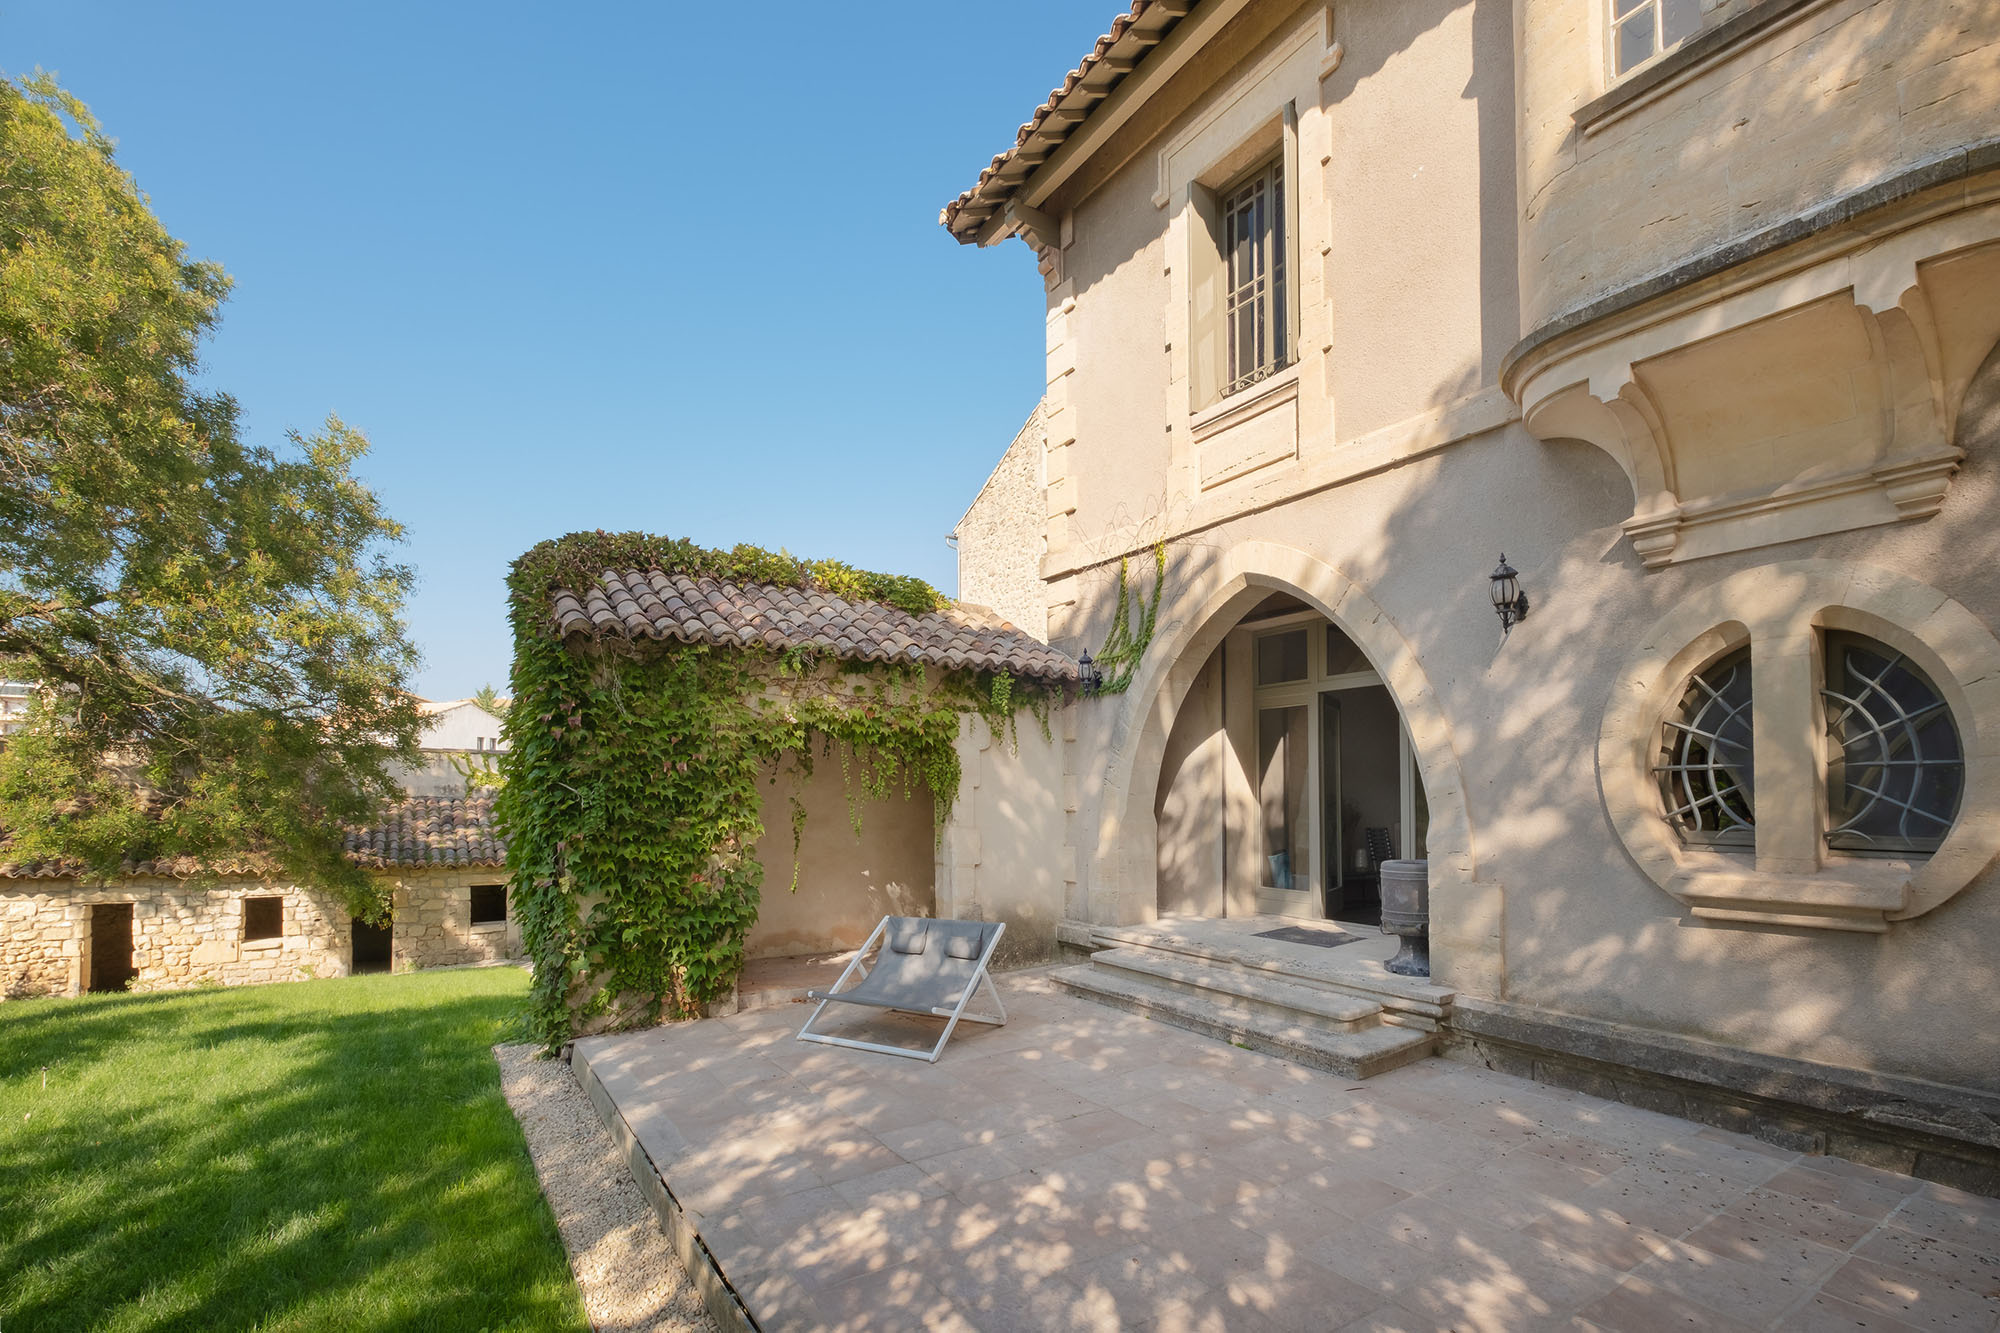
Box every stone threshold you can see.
[1446,996,2000,1197]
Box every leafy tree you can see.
[0,73,423,915]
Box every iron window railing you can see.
[1655,647,1755,848]
[1823,634,1963,855]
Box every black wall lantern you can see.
[1077,651,1103,696]
[1490,555,1530,635]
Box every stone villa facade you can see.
[934,0,2000,1186]
[1,796,519,998]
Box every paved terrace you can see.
[574,973,2000,1333]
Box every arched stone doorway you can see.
[1083,541,1499,994]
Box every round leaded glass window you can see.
[1823,633,1963,854]
[1655,647,1755,848]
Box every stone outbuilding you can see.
[1,795,520,998]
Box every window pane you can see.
[1613,0,1647,15]
[1256,629,1309,684]
[1616,10,1655,72]
[1655,647,1755,847]
[1661,0,1701,47]
[1259,706,1310,891]
[1220,162,1286,395]
[1824,634,1962,854]
[1325,624,1370,676]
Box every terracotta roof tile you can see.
[552,569,1078,683]
[342,796,506,871]
[941,0,1194,240]
[0,796,506,881]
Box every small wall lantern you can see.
[1077,651,1103,696]
[1490,555,1530,635]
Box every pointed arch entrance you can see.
[1081,541,1496,990]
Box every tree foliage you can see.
[0,74,422,911]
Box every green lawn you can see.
[0,967,588,1333]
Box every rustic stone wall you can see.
[0,869,520,998]
[955,402,1050,638]
[383,869,522,971]
[1,893,76,998]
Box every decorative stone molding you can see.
[1509,174,2000,569]
[1599,562,2000,932]
[1192,370,1299,489]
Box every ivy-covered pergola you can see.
[496,532,1077,1045]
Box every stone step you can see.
[1050,963,1436,1080]
[1089,946,1382,1033]
[1091,924,1453,1030]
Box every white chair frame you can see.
[796,916,1007,1063]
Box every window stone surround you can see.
[1598,560,2000,931]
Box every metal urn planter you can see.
[1378,859,1430,977]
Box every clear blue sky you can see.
[6,2,1108,699]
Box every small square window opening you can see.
[243,896,284,941]
[470,884,507,925]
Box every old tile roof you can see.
[552,569,1078,683]
[342,796,506,871]
[941,0,1195,242]
[0,796,505,881]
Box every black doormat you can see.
[1252,925,1362,948]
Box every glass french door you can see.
[1250,616,1428,920]
[1256,702,1314,917]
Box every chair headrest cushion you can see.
[887,919,929,955]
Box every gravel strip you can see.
[495,1042,717,1333]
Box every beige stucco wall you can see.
[1155,647,1227,918]
[0,870,521,998]
[1047,346,2000,1092]
[1516,0,2000,330]
[744,754,936,959]
[1032,0,1516,580]
[955,402,1050,638]
[937,713,1065,969]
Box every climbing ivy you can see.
[495,531,1059,1048]
[1090,542,1168,695]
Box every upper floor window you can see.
[1611,0,1701,76]
[1221,159,1288,397]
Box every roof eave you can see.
[941,0,1250,246]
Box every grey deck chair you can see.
[796,916,1007,1063]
